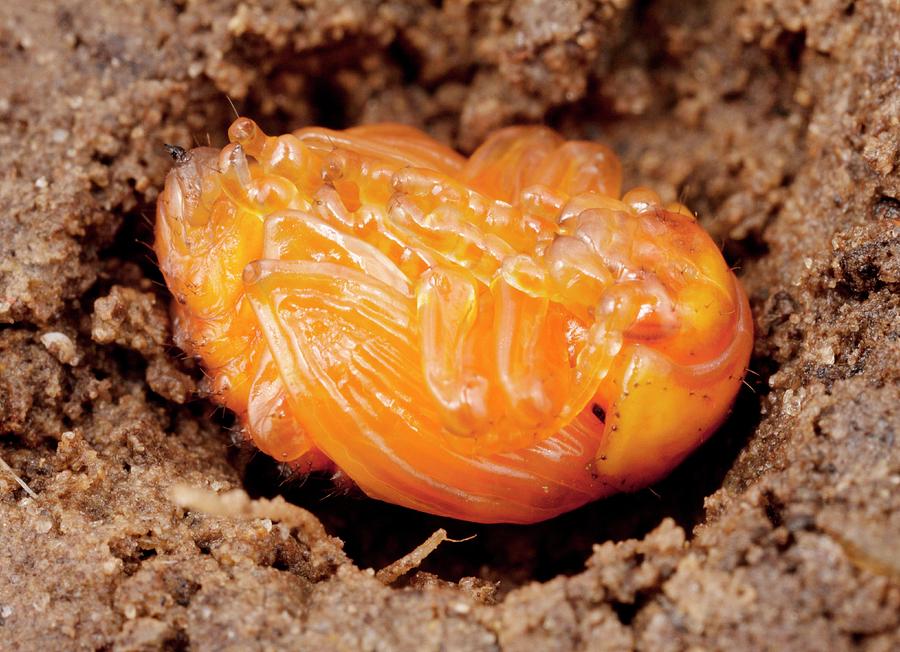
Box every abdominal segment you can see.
[155,117,753,523]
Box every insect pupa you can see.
[155,118,753,523]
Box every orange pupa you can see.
[155,117,753,524]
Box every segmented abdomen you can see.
[155,117,752,523]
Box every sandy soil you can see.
[0,1,898,650]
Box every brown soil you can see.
[1,1,898,650]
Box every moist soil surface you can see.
[1,1,898,650]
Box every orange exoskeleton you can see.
[155,117,752,523]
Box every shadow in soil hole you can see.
[241,381,761,590]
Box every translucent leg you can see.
[416,266,493,437]
[492,257,571,432]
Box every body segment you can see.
[155,118,752,523]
